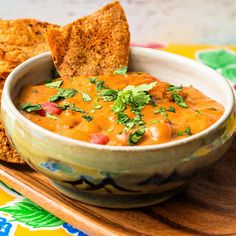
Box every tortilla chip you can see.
[0,18,58,79]
[47,1,130,77]
[0,80,24,163]
[0,18,58,163]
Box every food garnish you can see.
[50,88,77,102]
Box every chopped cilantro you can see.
[177,131,184,136]
[132,114,145,126]
[93,104,102,109]
[99,89,118,101]
[117,113,129,124]
[125,115,145,129]
[125,82,157,93]
[81,92,92,102]
[19,103,41,112]
[96,80,106,91]
[112,82,157,114]
[153,106,168,119]
[167,106,176,113]
[112,97,126,113]
[166,84,188,108]
[31,89,38,93]
[125,119,136,129]
[50,88,77,102]
[57,103,85,113]
[117,112,144,129]
[167,84,182,92]
[128,127,145,145]
[177,127,192,136]
[88,77,97,83]
[132,91,151,108]
[46,113,59,120]
[111,82,156,131]
[82,115,93,122]
[69,104,85,113]
[113,66,128,75]
[45,80,63,88]
[173,93,188,108]
[185,127,192,136]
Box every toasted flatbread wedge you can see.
[0,18,58,79]
[0,18,58,163]
[0,80,24,163]
[47,1,130,77]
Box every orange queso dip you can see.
[16,71,224,146]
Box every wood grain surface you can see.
[0,137,235,236]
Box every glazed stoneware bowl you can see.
[2,47,235,208]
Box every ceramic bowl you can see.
[1,47,235,208]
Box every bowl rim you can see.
[2,47,235,152]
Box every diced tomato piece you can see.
[36,109,46,116]
[89,133,109,145]
[37,102,62,116]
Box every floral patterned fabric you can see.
[0,44,235,236]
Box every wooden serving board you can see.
[0,138,236,236]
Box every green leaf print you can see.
[220,65,236,82]
[197,49,236,69]
[0,199,63,228]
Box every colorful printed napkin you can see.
[0,44,235,236]
[0,181,87,236]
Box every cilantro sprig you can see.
[166,84,188,108]
[112,82,157,114]
[177,127,192,136]
[82,115,93,122]
[113,66,128,75]
[167,106,176,113]
[93,104,102,109]
[99,89,118,102]
[50,88,78,102]
[128,127,146,145]
[167,84,182,92]
[117,112,145,129]
[117,113,129,124]
[81,92,92,102]
[153,107,168,119]
[88,77,97,84]
[110,82,156,144]
[57,103,85,113]
[96,80,108,91]
[19,103,41,112]
[173,93,188,108]
[45,80,63,88]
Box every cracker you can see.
[0,18,58,79]
[47,1,130,77]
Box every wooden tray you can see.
[0,138,236,236]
